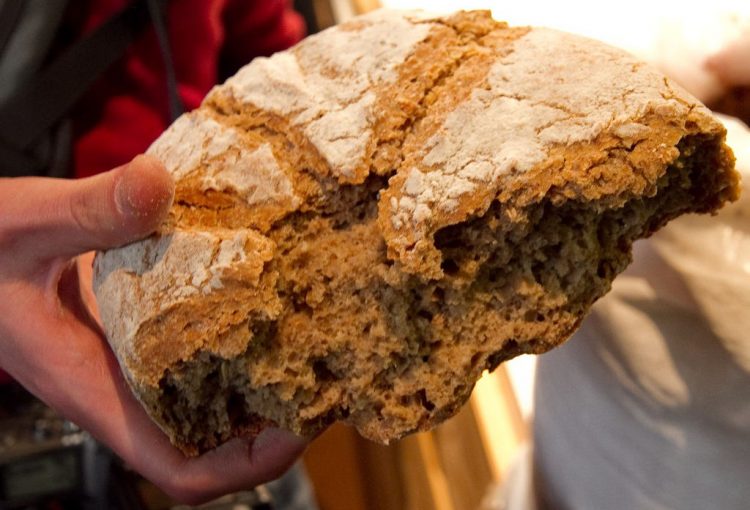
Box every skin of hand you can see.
[703,31,750,126]
[706,31,750,88]
[0,155,307,505]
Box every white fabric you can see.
[528,117,750,510]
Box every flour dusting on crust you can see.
[148,112,297,208]
[94,229,273,381]
[386,27,707,267]
[215,10,433,180]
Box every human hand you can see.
[705,30,750,125]
[0,155,307,504]
[706,31,750,88]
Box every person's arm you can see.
[0,156,306,504]
[704,31,750,124]
[707,32,750,88]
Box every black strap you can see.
[0,0,26,56]
[146,0,182,121]
[0,0,162,152]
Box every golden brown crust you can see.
[93,10,739,454]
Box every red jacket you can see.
[71,0,305,178]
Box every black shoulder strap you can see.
[146,0,182,122]
[0,0,26,56]
[0,0,156,153]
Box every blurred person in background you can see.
[493,26,750,510]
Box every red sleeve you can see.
[72,0,305,179]
[220,0,306,77]
[72,0,226,178]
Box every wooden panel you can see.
[470,367,529,481]
[357,439,405,510]
[399,434,451,510]
[303,367,529,509]
[303,423,369,510]
[312,0,337,30]
[433,403,495,510]
[353,0,381,14]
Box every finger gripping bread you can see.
[93,10,740,455]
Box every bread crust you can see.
[93,10,739,454]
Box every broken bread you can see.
[93,9,740,455]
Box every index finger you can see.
[59,327,307,505]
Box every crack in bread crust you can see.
[137,133,736,450]
[92,10,740,455]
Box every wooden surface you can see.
[353,0,381,14]
[303,423,370,510]
[303,367,528,510]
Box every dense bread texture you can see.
[93,10,740,455]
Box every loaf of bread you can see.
[93,10,740,455]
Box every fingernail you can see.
[114,156,174,228]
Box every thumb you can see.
[1,155,174,265]
[60,155,175,256]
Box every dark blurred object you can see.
[0,383,111,510]
[0,0,179,179]
[708,86,750,127]
[0,384,318,510]
[145,463,317,510]
[146,487,275,510]
[293,0,335,34]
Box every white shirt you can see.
[530,116,750,510]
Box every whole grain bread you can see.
[93,9,740,455]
